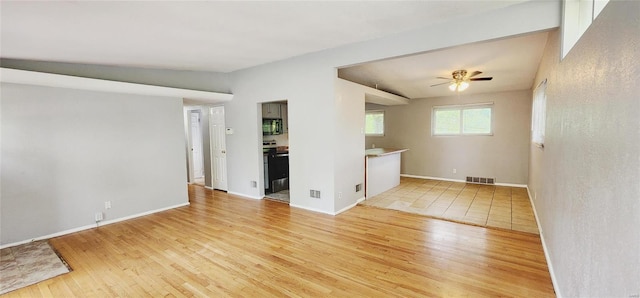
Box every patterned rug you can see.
[0,240,71,295]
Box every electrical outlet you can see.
[250,181,257,188]
[355,183,362,192]
[338,192,342,199]
[452,168,457,174]
[105,201,111,209]
[95,212,103,222]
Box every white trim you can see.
[289,204,334,215]
[227,191,263,200]
[0,202,190,249]
[401,174,465,183]
[527,186,561,298]
[494,182,528,188]
[400,174,527,188]
[0,68,233,103]
[204,186,214,190]
[334,197,366,215]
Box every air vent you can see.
[466,176,495,185]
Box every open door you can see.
[188,110,204,183]
[210,106,228,191]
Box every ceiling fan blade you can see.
[430,81,451,87]
[436,77,451,80]
[470,77,493,81]
[468,71,482,78]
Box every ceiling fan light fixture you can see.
[449,81,469,92]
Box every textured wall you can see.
[366,90,531,185]
[529,2,640,296]
[1,83,189,245]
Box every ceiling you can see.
[1,1,526,73]
[338,31,550,99]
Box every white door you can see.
[210,106,228,191]
[189,111,204,179]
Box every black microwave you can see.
[263,119,283,135]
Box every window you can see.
[432,103,493,136]
[562,0,610,58]
[365,110,384,136]
[531,79,547,147]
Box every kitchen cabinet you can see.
[281,104,288,133]
[262,103,281,119]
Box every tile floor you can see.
[361,177,539,234]
[264,189,290,203]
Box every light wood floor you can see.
[5,185,555,297]
[362,177,540,234]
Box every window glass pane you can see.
[434,109,460,135]
[365,112,384,135]
[462,107,492,134]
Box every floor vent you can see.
[466,176,495,185]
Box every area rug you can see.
[0,240,71,295]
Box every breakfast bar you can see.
[365,148,408,198]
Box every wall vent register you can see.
[466,176,495,185]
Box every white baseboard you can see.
[400,174,527,188]
[401,174,465,183]
[289,203,334,215]
[334,197,366,215]
[227,191,263,200]
[0,202,190,250]
[526,186,561,298]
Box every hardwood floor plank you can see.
[3,185,554,297]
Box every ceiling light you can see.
[448,81,469,92]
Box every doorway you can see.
[188,110,205,185]
[261,100,290,203]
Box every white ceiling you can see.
[1,1,526,73]
[338,31,550,99]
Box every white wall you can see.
[0,2,561,217]
[366,90,531,185]
[224,1,560,214]
[334,79,366,211]
[0,83,189,245]
[529,2,640,296]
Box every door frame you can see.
[186,109,204,182]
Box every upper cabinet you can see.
[262,103,281,119]
[281,103,288,133]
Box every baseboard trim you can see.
[0,202,190,250]
[227,191,262,200]
[526,186,561,298]
[401,174,464,183]
[289,203,334,215]
[334,197,366,215]
[400,174,527,188]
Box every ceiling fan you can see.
[430,70,493,92]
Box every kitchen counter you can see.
[365,148,408,198]
[365,148,408,157]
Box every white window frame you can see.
[562,0,610,59]
[531,79,547,148]
[432,103,494,136]
[365,110,385,137]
